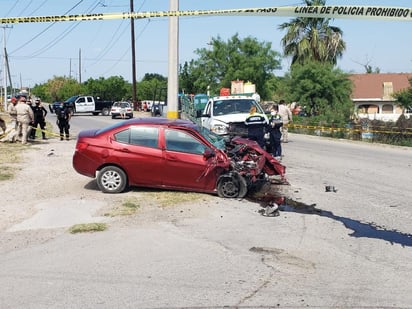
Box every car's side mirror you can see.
[203,148,215,159]
[196,110,205,118]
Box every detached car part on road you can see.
[72,117,287,198]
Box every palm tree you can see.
[278,0,346,65]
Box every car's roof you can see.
[123,117,196,128]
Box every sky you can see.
[0,0,411,89]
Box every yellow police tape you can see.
[1,6,412,24]
[0,126,63,140]
[289,123,412,135]
[1,123,410,142]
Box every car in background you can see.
[110,101,134,119]
[72,117,286,198]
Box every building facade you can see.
[349,73,412,122]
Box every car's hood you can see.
[212,113,251,125]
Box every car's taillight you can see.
[76,141,89,151]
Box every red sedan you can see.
[73,117,286,198]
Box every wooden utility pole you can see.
[130,0,137,106]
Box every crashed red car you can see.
[72,117,286,198]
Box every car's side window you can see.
[114,129,130,143]
[114,126,159,148]
[130,126,159,148]
[165,129,207,155]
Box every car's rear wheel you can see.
[97,166,128,193]
[217,173,247,198]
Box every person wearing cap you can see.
[15,96,34,144]
[244,105,268,149]
[4,97,19,142]
[30,98,48,140]
[55,101,72,141]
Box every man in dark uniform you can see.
[55,102,71,141]
[30,98,48,140]
[244,105,268,149]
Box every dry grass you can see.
[0,143,25,181]
[68,223,108,234]
[141,190,209,207]
[104,197,141,217]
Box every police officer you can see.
[244,105,268,149]
[55,102,71,141]
[30,98,48,140]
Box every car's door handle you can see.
[168,155,178,161]
[120,148,130,153]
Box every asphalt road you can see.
[1,116,411,308]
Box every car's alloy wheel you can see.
[97,166,127,193]
[217,172,247,198]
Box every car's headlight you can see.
[211,124,228,135]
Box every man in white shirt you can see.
[277,99,293,143]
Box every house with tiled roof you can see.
[349,73,412,121]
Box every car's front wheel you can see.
[97,166,128,193]
[217,172,247,198]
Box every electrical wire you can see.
[10,0,85,54]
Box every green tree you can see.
[282,61,353,124]
[188,34,281,99]
[278,0,345,66]
[83,76,130,101]
[39,76,83,102]
[394,78,412,113]
[137,73,167,101]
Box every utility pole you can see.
[78,48,82,83]
[167,0,179,119]
[2,25,12,111]
[130,0,137,106]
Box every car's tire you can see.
[92,112,99,116]
[217,172,248,198]
[101,108,110,116]
[97,166,128,193]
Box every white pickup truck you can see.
[197,95,268,136]
[50,95,114,116]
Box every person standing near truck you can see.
[55,102,71,141]
[278,99,293,143]
[245,105,268,149]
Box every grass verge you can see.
[69,223,108,234]
[104,197,141,217]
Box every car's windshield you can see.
[196,126,226,150]
[213,99,260,116]
[114,102,129,108]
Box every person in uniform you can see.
[30,98,48,140]
[55,102,72,141]
[244,105,268,149]
[15,96,34,144]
